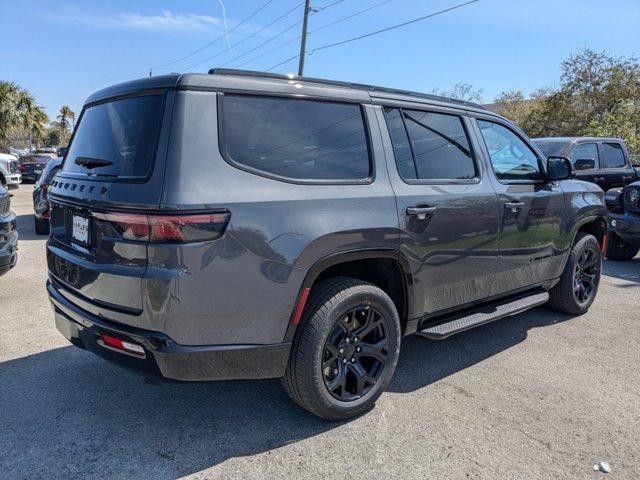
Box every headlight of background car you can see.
[625,187,640,204]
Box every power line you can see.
[225,0,358,70]
[308,0,479,54]
[149,0,276,75]
[266,53,300,72]
[249,0,392,71]
[219,20,302,68]
[179,2,305,73]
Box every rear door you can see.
[472,117,566,295]
[46,92,173,313]
[376,105,499,316]
[600,141,636,189]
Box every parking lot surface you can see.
[0,185,638,479]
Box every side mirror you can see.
[547,156,574,181]
[574,158,596,170]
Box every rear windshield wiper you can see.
[74,156,114,169]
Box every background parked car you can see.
[0,185,18,275]
[604,181,640,260]
[0,152,22,187]
[32,156,62,235]
[533,137,638,191]
[19,153,56,183]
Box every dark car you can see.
[57,146,68,157]
[47,70,608,420]
[0,186,18,275]
[33,157,62,235]
[19,154,55,183]
[604,181,640,260]
[533,137,638,191]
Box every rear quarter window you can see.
[62,94,164,179]
[219,95,371,182]
[602,142,627,168]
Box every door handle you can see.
[406,206,437,220]
[504,201,525,212]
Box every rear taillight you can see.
[100,334,145,356]
[96,211,230,243]
[19,164,25,172]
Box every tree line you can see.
[0,81,75,151]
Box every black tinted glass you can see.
[602,142,626,168]
[63,95,164,178]
[533,140,568,157]
[221,95,371,181]
[383,107,417,179]
[402,110,476,180]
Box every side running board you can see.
[416,291,549,340]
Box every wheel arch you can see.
[573,215,608,250]
[283,249,415,342]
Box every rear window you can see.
[63,94,164,178]
[220,95,371,182]
[383,107,476,181]
[602,142,626,168]
[532,140,568,157]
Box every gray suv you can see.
[47,69,608,420]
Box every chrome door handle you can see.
[406,206,437,220]
[504,201,525,212]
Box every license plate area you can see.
[72,214,90,246]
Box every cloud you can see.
[54,9,224,32]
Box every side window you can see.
[602,142,627,168]
[220,95,371,181]
[477,120,542,182]
[383,107,417,179]
[570,143,600,169]
[383,107,476,181]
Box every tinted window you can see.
[570,143,599,169]
[63,95,164,178]
[221,95,370,181]
[383,107,417,179]
[477,120,542,181]
[384,108,476,180]
[602,142,626,168]
[533,140,568,157]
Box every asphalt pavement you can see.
[1,185,638,479]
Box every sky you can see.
[2,0,639,120]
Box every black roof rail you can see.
[207,68,485,110]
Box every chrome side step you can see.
[416,291,549,340]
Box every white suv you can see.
[0,153,22,186]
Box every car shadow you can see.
[601,257,640,285]
[15,213,45,241]
[0,305,573,479]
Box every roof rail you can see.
[207,68,485,110]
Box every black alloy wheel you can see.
[322,305,388,401]
[573,245,599,304]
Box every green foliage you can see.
[492,48,640,154]
[0,81,49,150]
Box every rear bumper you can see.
[48,280,291,381]
[609,212,640,246]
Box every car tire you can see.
[605,232,639,261]
[547,232,601,315]
[282,277,401,421]
[34,216,49,235]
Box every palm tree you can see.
[0,81,48,150]
[57,105,76,143]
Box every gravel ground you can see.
[1,185,638,479]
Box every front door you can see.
[570,142,605,187]
[473,118,566,295]
[376,105,500,317]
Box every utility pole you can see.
[297,0,311,76]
